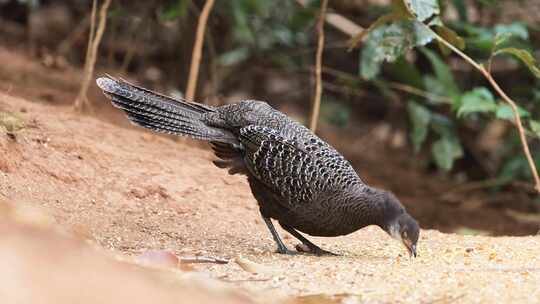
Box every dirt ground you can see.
[1,47,540,303]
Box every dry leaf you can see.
[234,256,275,275]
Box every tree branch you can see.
[320,65,452,104]
[309,0,328,132]
[185,0,215,102]
[74,0,111,112]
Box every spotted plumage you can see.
[97,76,420,257]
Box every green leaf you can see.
[320,97,351,127]
[388,57,425,89]
[494,48,540,79]
[495,104,530,121]
[231,1,255,44]
[420,48,460,97]
[391,0,415,19]
[430,113,454,137]
[427,16,443,26]
[494,22,529,40]
[289,5,317,31]
[452,0,468,21]
[456,87,496,117]
[360,36,382,79]
[423,76,450,104]
[431,136,463,171]
[435,25,465,55]
[498,156,530,183]
[159,0,190,21]
[360,20,435,79]
[217,47,250,66]
[494,32,513,49]
[407,101,431,152]
[349,13,401,49]
[402,0,440,22]
[529,120,540,138]
[373,80,401,103]
[429,114,462,171]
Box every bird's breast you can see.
[275,196,371,237]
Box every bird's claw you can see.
[295,243,339,256]
[275,247,300,255]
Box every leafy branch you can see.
[424,25,540,193]
[348,0,540,193]
[320,65,452,104]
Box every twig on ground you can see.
[426,293,466,304]
[221,278,272,283]
[179,256,229,264]
[309,0,328,132]
[185,0,215,102]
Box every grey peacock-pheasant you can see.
[97,76,419,257]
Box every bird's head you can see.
[388,212,419,257]
[380,192,419,257]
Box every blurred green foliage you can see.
[159,0,191,21]
[352,0,540,186]
[153,0,539,186]
[215,0,317,68]
[22,0,539,188]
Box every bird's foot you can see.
[295,243,339,256]
[312,248,339,256]
[275,246,300,255]
[276,248,300,255]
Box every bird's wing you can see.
[239,125,356,207]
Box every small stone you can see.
[234,256,275,275]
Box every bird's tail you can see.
[96,76,236,143]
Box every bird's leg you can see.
[262,217,297,255]
[280,225,338,256]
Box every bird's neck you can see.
[347,186,405,230]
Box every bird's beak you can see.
[408,244,417,258]
[403,240,416,258]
